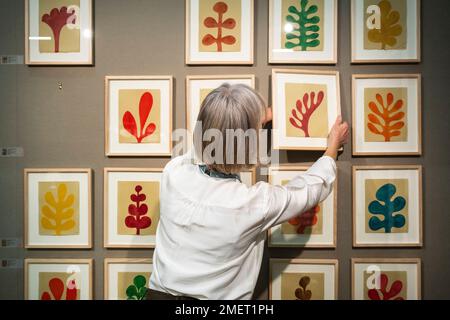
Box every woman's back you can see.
[149,152,268,299]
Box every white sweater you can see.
[149,152,336,300]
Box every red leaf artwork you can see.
[122,92,157,143]
[202,2,237,52]
[41,278,77,300]
[125,185,152,235]
[368,274,404,300]
[289,91,324,137]
[41,7,77,53]
[288,205,319,234]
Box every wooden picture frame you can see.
[351,0,421,63]
[185,0,254,65]
[353,165,423,247]
[104,168,164,248]
[185,74,255,135]
[269,259,338,300]
[24,168,92,249]
[352,74,422,156]
[268,0,338,64]
[272,68,341,150]
[25,0,94,65]
[25,258,93,300]
[268,166,337,248]
[105,76,173,157]
[104,258,153,300]
[352,258,421,300]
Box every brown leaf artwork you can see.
[295,276,312,300]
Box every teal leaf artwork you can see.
[126,275,147,300]
[285,0,321,51]
[368,183,406,233]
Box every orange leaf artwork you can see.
[288,205,319,234]
[367,92,405,142]
[202,2,237,52]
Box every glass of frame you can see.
[105,76,173,157]
[185,74,255,135]
[353,165,423,247]
[25,0,94,65]
[268,166,336,248]
[185,0,254,64]
[269,0,338,64]
[104,168,163,248]
[352,74,422,156]
[269,259,338,300]
[24,168,92,249]
[25,259,93,300]
[104,258,153,300]
[272,69,341,150]
[351,0,421,63]
[352,258,421,300]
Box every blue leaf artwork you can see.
[368,183,406,233]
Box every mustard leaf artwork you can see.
[367,0,403,50]
[41,183,76,235]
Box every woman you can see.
[147,84,349,300]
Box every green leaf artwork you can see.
[126,275,147,300]
[368,183,406,233]
[285,0,321,51]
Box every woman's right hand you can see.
[325,116,349,159]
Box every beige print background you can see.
[117,272,151,300]
[39,272,81,300]
[363,270,407,300]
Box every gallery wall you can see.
[1,0,450,299]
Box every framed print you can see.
[352,258,421,300]
[186,75,255,134]
[268,166,336,248]
[351,0,421,63]
[25,259,93,300]
[185,0,254,64]
[269,0,338,64]
[104,168,163,248]
[352,74,422,156]
[353,165,422,247]
[104,258,153,300]
[105,76,173,157]
[240,168,256,187]
[24,168,92,249]
[272,69,341,150]
[269,259,338,300]
[25,0,93,65]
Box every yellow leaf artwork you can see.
[40,182,79,236]
[367,0,404,50]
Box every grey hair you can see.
[193,83,266,174]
